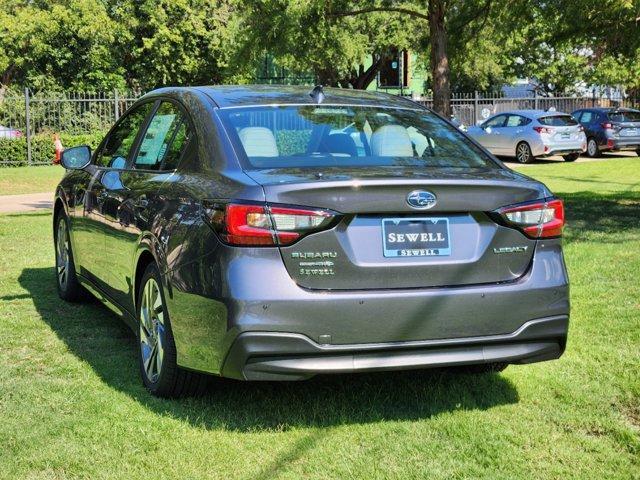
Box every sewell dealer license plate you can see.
[382,217,451,257]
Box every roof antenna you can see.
[309,85,325,104]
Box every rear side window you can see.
[608,110,640,122]
[220,105,498,169]
[96,103,153,168]
[506,115,530,127]
[134,101,192,171]
[579,111,595,123]
[538,115,578,126]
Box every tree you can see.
[326,1,501,116]
[502,0,640,95]
[228,0,422,90]
[105,0,232,90]
[0,0,126,91]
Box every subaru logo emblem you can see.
[406,190,437,209]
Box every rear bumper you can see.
[169,240,569,376]
[221,315,569,380]
[604,138,640,151]
[534,141,585,157]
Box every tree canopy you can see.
[1,0,639,111]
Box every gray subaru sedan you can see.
[54,86,569,397]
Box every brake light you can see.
[601,122,613,130]
[203,201,339,246]
[533,126,555,134]
[496,198,564,238]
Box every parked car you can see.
[0,124,22,139]
[466,110,586,163]
[450,115,467,132]
[571,107,640,157]
[54,86,569,397]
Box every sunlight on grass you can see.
[0,159,638,479]
[0,165,64,195]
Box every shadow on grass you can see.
[11,189,640,434]
[15,266,520,432]
[561,190,640,243]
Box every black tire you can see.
[137,263,208,398]
[515,142,534,164]
[562,153,579,162]
[586,137,600,158]
[54,213,84,302]
[636,148,640,157]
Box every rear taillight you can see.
[495,198,564,238]
[533,126,555,134]
[578,125,584,132]
[601,122,613,130]
[203,201,339,246]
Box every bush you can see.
[0,131,106,166]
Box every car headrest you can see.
[370,125,414,157]
[238,127,279,157]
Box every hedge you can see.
[0,131,106,166]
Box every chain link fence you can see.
[1,88,638,166]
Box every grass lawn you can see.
[0,165,64,196]
[0,159,638,479]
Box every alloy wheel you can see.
[516,143,531,163]
[587,139,597,157]
[139,278,166,383]
[56,218,70,290]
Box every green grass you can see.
[0,159,639,479]
[0,165,64,195]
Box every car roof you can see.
[493,110,572,119]
[147,85,422,109]
[577,107,640,112]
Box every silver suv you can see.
[467,110,586,163]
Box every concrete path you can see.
[0,192,53,214]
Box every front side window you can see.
[220,105,498,170]
[538,115,578,126]
[484,115,507,128]
[96,103,153,168]
[134,101,192,171]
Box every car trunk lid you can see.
[245,166,545,290]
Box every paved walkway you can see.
[0,192,53,214]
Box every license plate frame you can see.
[382,217,451,258]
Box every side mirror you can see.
[61,145,91,170]
[484,126,493,134]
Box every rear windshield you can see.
[219,105,498,169]
[538,115,578,126]
[608,110,640,122]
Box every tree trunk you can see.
[428,0,451,117]
[349,53,389,90]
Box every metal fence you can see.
[0,89,138,166]
[1,88,638,166]
[414,91,640,128]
